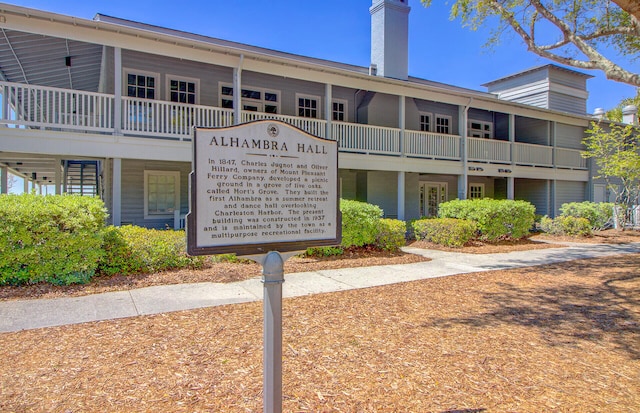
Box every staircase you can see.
[64,160,100,196]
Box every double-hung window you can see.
[332,99,348,121]
[219,83,280,114]
[297,94,320,118]
[144,170,180,219]
[469,184,485,199]
[125,70,159,126]
[435,115,452,134]
[468,120,493,138]
[168,76,198,104]
[419,112,432,132]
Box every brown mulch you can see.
[1,253,639,412]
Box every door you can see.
[420,182,447,217]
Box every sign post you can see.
[187,120,340,412]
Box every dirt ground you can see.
[0,230,639,412]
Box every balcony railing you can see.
[0,81,588,170]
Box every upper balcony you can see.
[0,81,587,170]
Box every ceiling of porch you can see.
[0,28,102,92]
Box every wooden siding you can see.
[412,99,460,135]
[515,178,549,216]
[549,68,587,90]
[548,91,587,116]
[555,123,585,150]
[515,116,549,145]
[120,159,191,229]
[367,171,398,217]
[555,180,586,216]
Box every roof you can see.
[482,64,594,87]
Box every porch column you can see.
[24,176,29,193]
[114,47,122,135]
[507,114,515,199]
[233,55,244,125]
[54,158,62,195]
[458,102,471,200]
[325,83,332,140]
[506,177,514,200]
[112,158,122,226]
[1,165,7,194]
[397,96,405,220]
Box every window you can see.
[297,94,320,118]
[419,112,432,132]
[219,83,279,114]
[125,71,157,99]
[144,170,180,219]
[332,99,347,121]
[435,115,451,134]
[469,184,485,199]
[468,120,493,138]
[167,76,198,104]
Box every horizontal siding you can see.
[412,99,459,135]
[548,91,587,115]
[549,69,587,90]
[555,180,586,216]
[486,69,548,93]
[555,123,585,150]
[510,92,548,109]
[515,178,548,216]
[515,116,549,145]
[120,159,191,229]
[468,108,493,123]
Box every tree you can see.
[582,121,640,228]
[421,0,640,87]
[606,88,640,121]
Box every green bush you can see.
[412,218,478,248]
[540,216,592,236]
[438,199,535,241]
[0,194,107,285]
[98,225,204,275]
[375,218,407,251]
[559,201,614,230]
[305,246,344,257]
[340,199,383,248]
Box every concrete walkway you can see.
[1,242,638,333]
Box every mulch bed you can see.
[1,253,638,412]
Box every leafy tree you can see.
[421,0,640,86]
[582,122,640,228]
[606,88,640,121]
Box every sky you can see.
[7,0,640,114]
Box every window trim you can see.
[123,68,160,100]
[419,112,433,132]
[166,74,200,105]
[332,98,348,122]
[468,183,485,200]
[468,119,493,139]
[218,82,280,114]
[296,93,321,119]
[435,114,452,134]
[143,170,181,220]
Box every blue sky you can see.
[9,0,640,113]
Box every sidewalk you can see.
[1,242,638,333]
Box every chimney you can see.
[622,105,638,125]
[370,0,410,80]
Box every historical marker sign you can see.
[187,120,341,256]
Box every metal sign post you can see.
[248,250,300,413]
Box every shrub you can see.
[412,218,478,247]
[559,201,614,230]
[305,246,344,257]
[540,216,592,236]
[340,199,383,248]
[375,218,407,251]
[98,225,204,275]
[0,194,107,285]
[438,199,535,241]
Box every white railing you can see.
[555,147,587,169]
[514,142,553,166]
[0,81,113,132]
[467,137,511,163]
[122,98,233,139]
[241,112,326,138]
[333,122,400,155]
[404,130,461,159]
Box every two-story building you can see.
[0,1,630,228]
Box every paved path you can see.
[1,242,638,333]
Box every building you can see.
[0,0,631,228]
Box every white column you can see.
[507,113,515,200]
[325,83,332,140]
[114,47,122,135]
[507,177,514,200]
[233,55,244,125]
[112,158,122,226]
[458,102,470,200]
[397,95,405,220]
[1,165,7,194]
[54,158,62,195]
[23,176,29,193]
